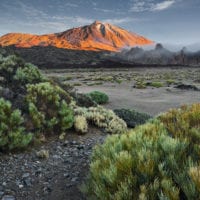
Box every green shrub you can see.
[74,106,127,134]
[14,63,45,84]
[0,55,24,84]
[134,81,146,89]
[26,82,74,134]
[85,104,200,199]
[149,81,164,88]
[0,98,32,151]
[86,91,109,104]
[114,108,151,128]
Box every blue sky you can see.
[0,0,200,45]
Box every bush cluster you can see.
[86,91,109,104]
[85,103,200,199]
[114,108,151,128]
[0,53,75,151]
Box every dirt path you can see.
[0,128,106,200]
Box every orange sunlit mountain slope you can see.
[0,21,153,51]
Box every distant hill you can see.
[0,21,153,52]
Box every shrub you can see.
[114,108,151,128]
[74,115,88,134]
[86,91,109,104]
[71,92,97,108]
[74,106,127,134]
[149,81,164,88]
[0,55,24,84]
[134,81,146,89]
[159,103,200,159]
[26,82,74,134]
[0,98,32,151]
[14,63,45,84]
[85,104,200,199]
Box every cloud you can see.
[94,7,124,14]
[64,3,79,8]
[152,1,175,11]
[130,0,176,12]
[103,17,134,24]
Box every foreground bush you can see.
[26,82,74,134]
[85,103,200,199]
[74,106,127,134]
[114,108,151,128]
[0,98,32,151]
[159,103,200,159]
[86,91,109,104]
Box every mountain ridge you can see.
[0,21,153,52]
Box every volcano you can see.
[0,21,153,51]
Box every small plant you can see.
[74,115,88,134]
[114,108,151,128]
[149,81,164,88]
[134,81,146,89]
[0,98,32,151]
[86,91,109,104]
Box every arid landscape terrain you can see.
[45,67,200,116]
[0,0,200,199]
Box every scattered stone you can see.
[175,83,199,91]
[2,195,15,200]
[22,173,30,179]
[36,149,49,159]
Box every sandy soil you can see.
[77,83,200,116]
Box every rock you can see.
[23,178,32,187]
[64,173,70,178]
[0,191,4,198]
[71,177,78,182]
[36,150,49,159]
[2,195,15,200]
[22,173,30,179]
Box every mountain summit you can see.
[0,21,153,51]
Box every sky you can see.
[0,0,200,45]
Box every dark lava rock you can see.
[175,83,199,91]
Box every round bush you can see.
[85,104,200,199]
[87,91,109,104]
[14,63,45,84]
[0,98,32,151]
[114,108,151,128]
[26,82,74,134]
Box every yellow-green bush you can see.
[74,115,88,134]
[0,98,32,151]
[159,103,200,159]
[26,82,74,134]
[74,106,127,134]
[85,103,200,199]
